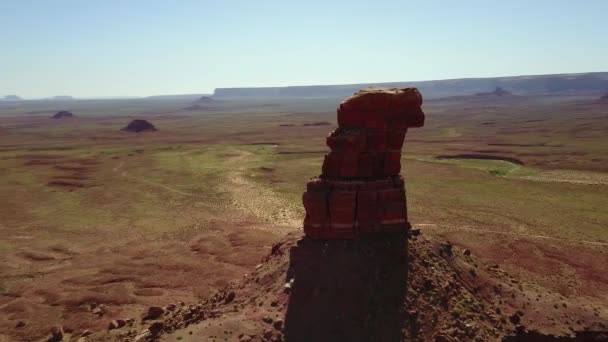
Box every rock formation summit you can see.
[303,88,425,239]
[121,119,158,133]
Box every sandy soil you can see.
[217,149,301,230]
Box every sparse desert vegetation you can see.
[3,0,608,339]
[0,91,607,341]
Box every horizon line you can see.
[5,70,608,100]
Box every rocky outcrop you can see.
[51,111,75,119]
[302,88,425,239]
[121,119,157,133]
[78,229,608,341]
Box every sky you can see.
[1,0,607,98]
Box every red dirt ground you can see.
[0,219,280,341]
[76,229,607,342]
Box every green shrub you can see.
[488,169,508,176]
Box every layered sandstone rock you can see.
[303,88,425,239]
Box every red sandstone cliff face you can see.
[303,88,425,239]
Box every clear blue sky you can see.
[2,0,607,98]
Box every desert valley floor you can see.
[0,94,607,341]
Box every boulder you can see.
[48,326,64,342]
[143,306,165,320]
[108,319,126,330]
[148,322,165,335]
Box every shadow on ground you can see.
[284,233,408,342]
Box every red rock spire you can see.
[302,88,425,239]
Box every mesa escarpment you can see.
[212,72,608,99]
[303,88,424,239]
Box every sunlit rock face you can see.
[302,88,425,239]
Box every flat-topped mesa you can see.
[303,88,425,239]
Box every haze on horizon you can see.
[2,0,607,99]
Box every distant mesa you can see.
[195,96,214,103]
[52,96,74,100]
[182,96,216,111]
[476,87,513,97]
[212,72,608,99]
[52,111,75,119]
[600,93,608,102]
[122,119,158,133]
[3,95,22,101]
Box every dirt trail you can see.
[111,150,301,231]
[219,149,301,230]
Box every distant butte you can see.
[51,111,75,119]
[121,119,158,133]
[476,87,513,96]
[196,96,214,103]
[52,96,74,100]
